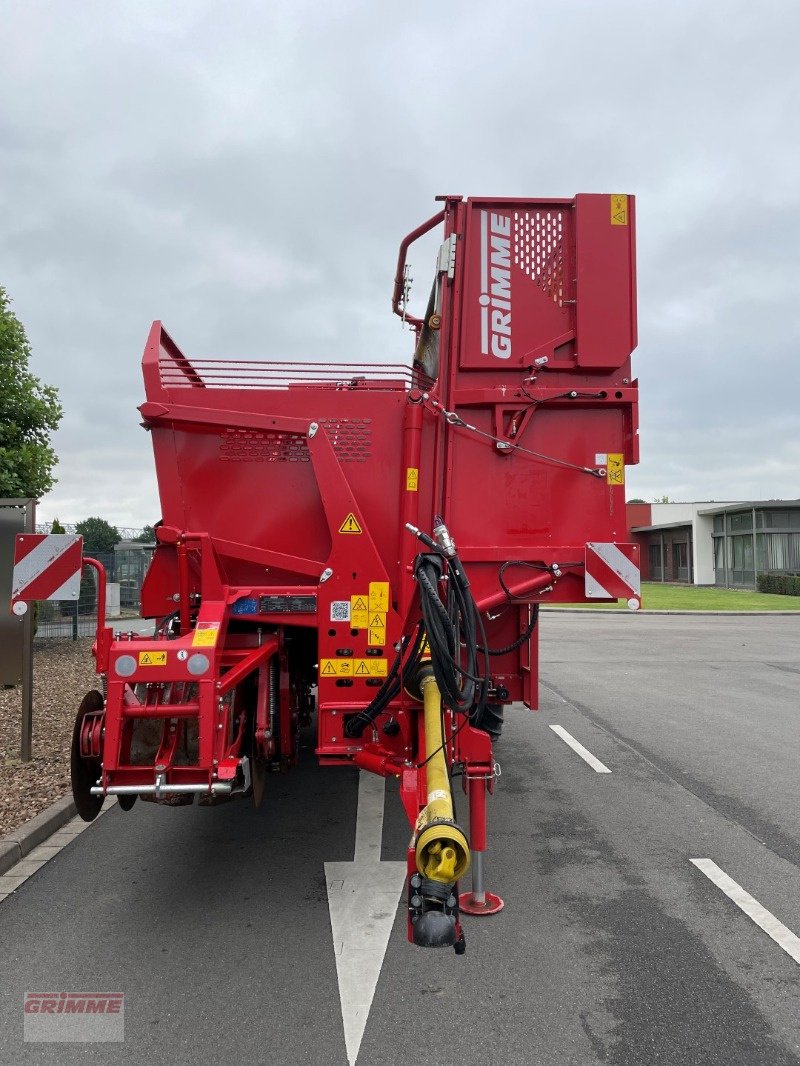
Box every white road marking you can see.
[0,799,117,903]
[690,858,800,965]
[549,724,612,773]
[325,772,406,1065]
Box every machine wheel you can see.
[70,690,105,822]
[118,794,137,811]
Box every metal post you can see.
[724,511,730,588]
[752,507,758,589]
[20,499,36,762]
[72,598,79,641]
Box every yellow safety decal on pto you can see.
[138,651,167,667]
[338,513,362,534]
[610,195,628,226]
[368,626,386,647]
[607,454,625,485]
[192,623,220,647]
[406,467,419,492]
[319,659,353,677]
[354,658,388,677]
[368,581,389,612]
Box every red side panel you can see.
[574,193,637,368]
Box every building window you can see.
[649,543,662,579]
[713,515,724,533]
[729,512,753,532]
[672,542,689,582]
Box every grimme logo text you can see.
[479,211,512,359]
[25,993,123,1014]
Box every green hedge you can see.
[757,573,800,596]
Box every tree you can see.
[76,516,120,553]
[0,287,63,498]
[628,498,646,504]
[50,517,66,533]
[653,495,672,504]
[133,524,157,543]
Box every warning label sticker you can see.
[351,595,369,628]
[368,627,386,647]
[406,467,419,492]
[138,651,167,667]
[368,582,389,613]
[338,513,362,535]
[319,658,353,677]
[606,453,625,486]
[610,194,628,226]
[192,623,220,647]
[354,658,388,677]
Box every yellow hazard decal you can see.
[338,513,362,535]
[354,658,388,677]
[606,453,625,485]
[406,467,419,492]
[192,623,220,647]
[368,581,389,612]
[610,195,628,226]
[138,651,167,667]
[351,594,369,628]
[319,658,353,677]
[368,626,386,647]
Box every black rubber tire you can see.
[70,690,105,822]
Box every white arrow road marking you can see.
[325,772,406,1066]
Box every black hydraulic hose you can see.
[344,621,425,737]
[478,603,539,656]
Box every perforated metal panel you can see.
[219,419,372,463]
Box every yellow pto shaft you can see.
[415,675,471,883]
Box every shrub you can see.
[757,573,800,597]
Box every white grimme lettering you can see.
[479,211,512,359]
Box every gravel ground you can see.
[0,639,98,837]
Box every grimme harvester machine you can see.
[71,194,639,951]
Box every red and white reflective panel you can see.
[11,534,84,612]
[585,542,640,610]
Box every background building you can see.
[628,501,800,588]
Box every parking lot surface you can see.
[1,614,799,1065]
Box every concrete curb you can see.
[0,794,76,877]
[543,609,800,616]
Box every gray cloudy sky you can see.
[2,0,798,526]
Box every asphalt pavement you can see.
[1,613,799,1065]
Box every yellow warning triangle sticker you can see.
[369,614,383,628]
[353,596,367,611]
[355,661,369,675]
[321,661,336,675]
[338,513,362,535]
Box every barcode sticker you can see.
[330,600,351,622]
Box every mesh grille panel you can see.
[219,419,372,463]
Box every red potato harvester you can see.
[66,194,640,951]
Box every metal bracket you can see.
[438,235,457,279]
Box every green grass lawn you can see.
[551,582,800,611]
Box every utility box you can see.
[0,503,26,685]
